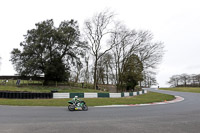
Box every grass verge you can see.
[160,87,200,93]
[0,92,175,106]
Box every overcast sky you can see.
[0,0,200,87]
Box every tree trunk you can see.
[139,81,142,88]
[199,80,200,87]
[184,80,187,87]
[102,76,105,85]
[75,73,79,83]
[93,58,98,90]
[106,66,109,84]
[106,74,109,84]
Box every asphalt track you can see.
[0,88,200,133]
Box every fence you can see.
[0,91,53,99]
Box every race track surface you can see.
[0,88,200,133]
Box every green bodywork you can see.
[68,100,85,107]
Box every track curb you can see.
[94,96,184,108]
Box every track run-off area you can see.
[0,88,200,133]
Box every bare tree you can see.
[168,74,200,87]
[168,75,181,87]
[84,10,164,90]
[84,10,115,89]
[96,52,115,85]
[125,30,164,70]
[83,56,90,84]
[194,74,200,87]
[110,23,164,91]
[142,70,157,87]
[179,74,190,87]
[103,53,114,84]
[190,74,197,86]
[74,62,83,83]
[109,23,135,91]
[96,57,105,84]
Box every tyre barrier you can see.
[0,91,53,99]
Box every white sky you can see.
[0,0,200,87]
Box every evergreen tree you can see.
[10,19,88,84]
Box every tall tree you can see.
[110,24,135,91]
[121,54,143,91]
[190,74,197,86]
[142,70,157,87]
[74,62,83,83]
[194,74,200,87]
[102,53,114,84]
[10,19,87,84]
[135,31,164,70]
[82,55,90,84]
[95,53,114,85]
[110,23,164,90]
[97,57,105,85]
[180,74,190,87]
[84,10,115,89]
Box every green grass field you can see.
[1,79,94,88]
[0,92,175,106]
[0,85,104,93]
[160,87,200,93]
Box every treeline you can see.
[8,10,164,92]
[168,74,200,87]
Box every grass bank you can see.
[160,87,200,93]
[0,86,104,93]
[0,92,175,106]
